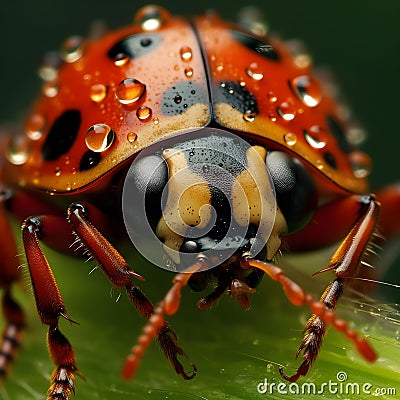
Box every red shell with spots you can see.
[3,6,370,195]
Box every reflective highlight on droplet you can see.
[243,111,256,122]
[43,81,59,98]
[38,51,62,81]
[134,5,170,31]
[304,125,327,149]
[184,67,193,78]
[283,132,297,146]
[61,36,84,63]
[290,75,322,107]
[85,124,115,152]
[277,102,296,121]
[180,46,192,62]
[116,78,146,105]
[6,135,30,165]
[127,132,138,143]
[349,151,372,178]
[26,113,46,141]
[136,106,152,121]
[113,53,130,67]
[245,63,264,81]
[90,84,108,103]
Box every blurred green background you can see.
[0,1,399,399]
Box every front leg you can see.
[281,194,380,382]
[20,202,192,399]
[67,203,193,380]
[22,216,82,399]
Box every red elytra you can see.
[0,5,399,399]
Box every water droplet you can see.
[362,325,370,333]
[268,113,277,122]
[290,75,322,107]
[85,123,115,152]
[266,363,273,372]
[42,81,58,98]
[90,84,108,103]
[134,5,170,31]
[315,159,324,170]
[127,132,137,143]
[61,36,84,63]
[347,124,367,145]
[304,125,327,149]
[245,62,264,81]
[216,63,224,72]
[243,111,256,122]
[153,117,159,125]
[38,51,62,81]
[238,7,268,36]
[267,91,277,103]
[55,167,62,176]
[26,113,46,141]
[184,67,193,78]
[174,94,182,104]
[136,106,152,121]
[283,132,297,146]
[6,135,30,165]
[286,39,313,69]
[116,78,146,105]
[277,101,297,121]
[113,53,130,67]
[252,339,259,346]
[349,151,372,178]
[219,368,226,374]
[180,46,192,62]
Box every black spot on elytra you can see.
[323,152,337,169]
[161,81,207,115]
[216,81,258,115]
[79,150,101,171]
[107,33,161,62]
[42,110,81,161]
[231,30,280,61]
[326,115,353,154]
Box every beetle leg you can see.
[281,194,380,381]
[0,190,25,381]
[122,257,206,380]
[66,202,196,380]
[241,256,376,381]
[21,216,81,400]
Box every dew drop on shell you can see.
[134,5,170,31]
[116,78,146,105]
[85,123,115,152]
[61,36,84,63]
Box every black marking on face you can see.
[79,150,101,171]
[42,110,81,161]
[107,33,161,62]
[161,81,206,115]
[216,81,258,115]
[326,115,352,154]
[231,30,280,61]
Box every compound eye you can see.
[266,151,317,233]
[123,154,168,232]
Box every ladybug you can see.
[0,5,399,399]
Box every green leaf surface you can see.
[3,245,400,400]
